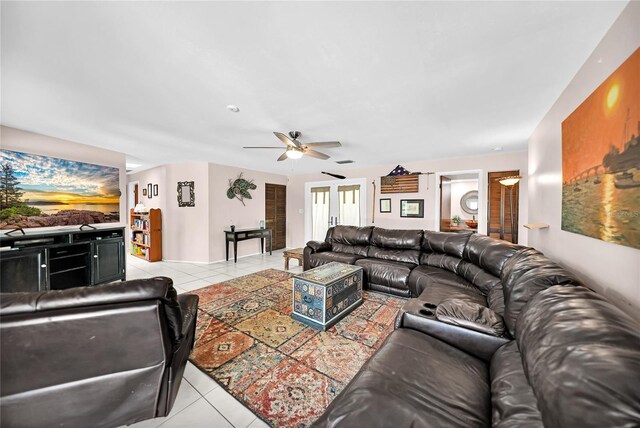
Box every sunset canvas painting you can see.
[562,48,640,249]
[0,150,120,229]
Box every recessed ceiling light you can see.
[597,58,603,64]
[126,162,141,168]
[226,105,240,113]
[493,147,503,151]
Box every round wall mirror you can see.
[460,190,479,215]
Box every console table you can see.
[224,228,272,263]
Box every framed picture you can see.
[147,183,153,199]
[153,184,159,196]
[380,198,391,213]
[142,188,147,196]
[400,199,424,218]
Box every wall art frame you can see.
[177,181,195,207]
[400,199,424,218]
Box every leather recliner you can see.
[0,277,198,428]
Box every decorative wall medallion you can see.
[227,173,257,206]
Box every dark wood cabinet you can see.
[92,238,125,284]
[0,248,48,293]
[0,227,126,293]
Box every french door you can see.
[304,178,367,242]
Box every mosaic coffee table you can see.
[292,262,363,331]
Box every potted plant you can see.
[452,215,462,226]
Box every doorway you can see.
[438,173,480,233]
[265,183,287,250]
[487,170,520,243]
[128,181,139,213]
[304,178,367,242]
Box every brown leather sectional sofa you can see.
[0,277,198,428]
[306,226,640,427]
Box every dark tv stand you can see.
[0,227,126,293]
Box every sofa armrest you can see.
[395,298,510,362]
[306,240,331,253]
[435,299,506,337]
[304,241,332,271]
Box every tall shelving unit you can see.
[129,208,162,262]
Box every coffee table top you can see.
[295,262,362,286]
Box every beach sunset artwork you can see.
[562,48,640,250]
[0,150,120,229]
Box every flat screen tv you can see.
[0,149,120,230]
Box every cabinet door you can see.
[92,238,124,285]
[0,248,48,293]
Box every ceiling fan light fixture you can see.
[286,148,304,159]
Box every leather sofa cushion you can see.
[517,286,640,427]
[368,247,420,265]
[435,299,505,337]
[416,282,487,307]
[408,265,480,297]
[422,230,472,258]
[456,260,501,294]
[308,252,364,268]
[501,248,582,336]
[355,258,415,291]
[462,234,521,278]
[311,329,490,428]
[419,252,462,273]
[490,341,543,428]
[371,227,422,250]
[331,225,374,246]
[331,242,369,256]
[487,285,506,316]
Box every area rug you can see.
[189,268,406,428]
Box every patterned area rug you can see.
[189,269,406,427]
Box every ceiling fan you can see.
[243,131,341,161]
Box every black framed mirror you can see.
[177,181,195,207]
[460,190,479,215]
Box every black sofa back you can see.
[0,277,199,428]
[330,225,373,256]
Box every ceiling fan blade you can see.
[274,132,298,147]
[277,152,289,162]
[304,141,342,148]
[321,171,346,179]
[304,149,330,160]
[243,146,284,149]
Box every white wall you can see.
[287,151,528,248]
[0,126,127,228]
[208,163,288,263]
[127,162,287,263]
[528,2,640,320]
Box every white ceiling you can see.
[1,1,628,175]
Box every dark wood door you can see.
[487,170,520,243]
[0,248,48,293]
[265,183,287,250]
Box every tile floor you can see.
[124,249,303,428]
